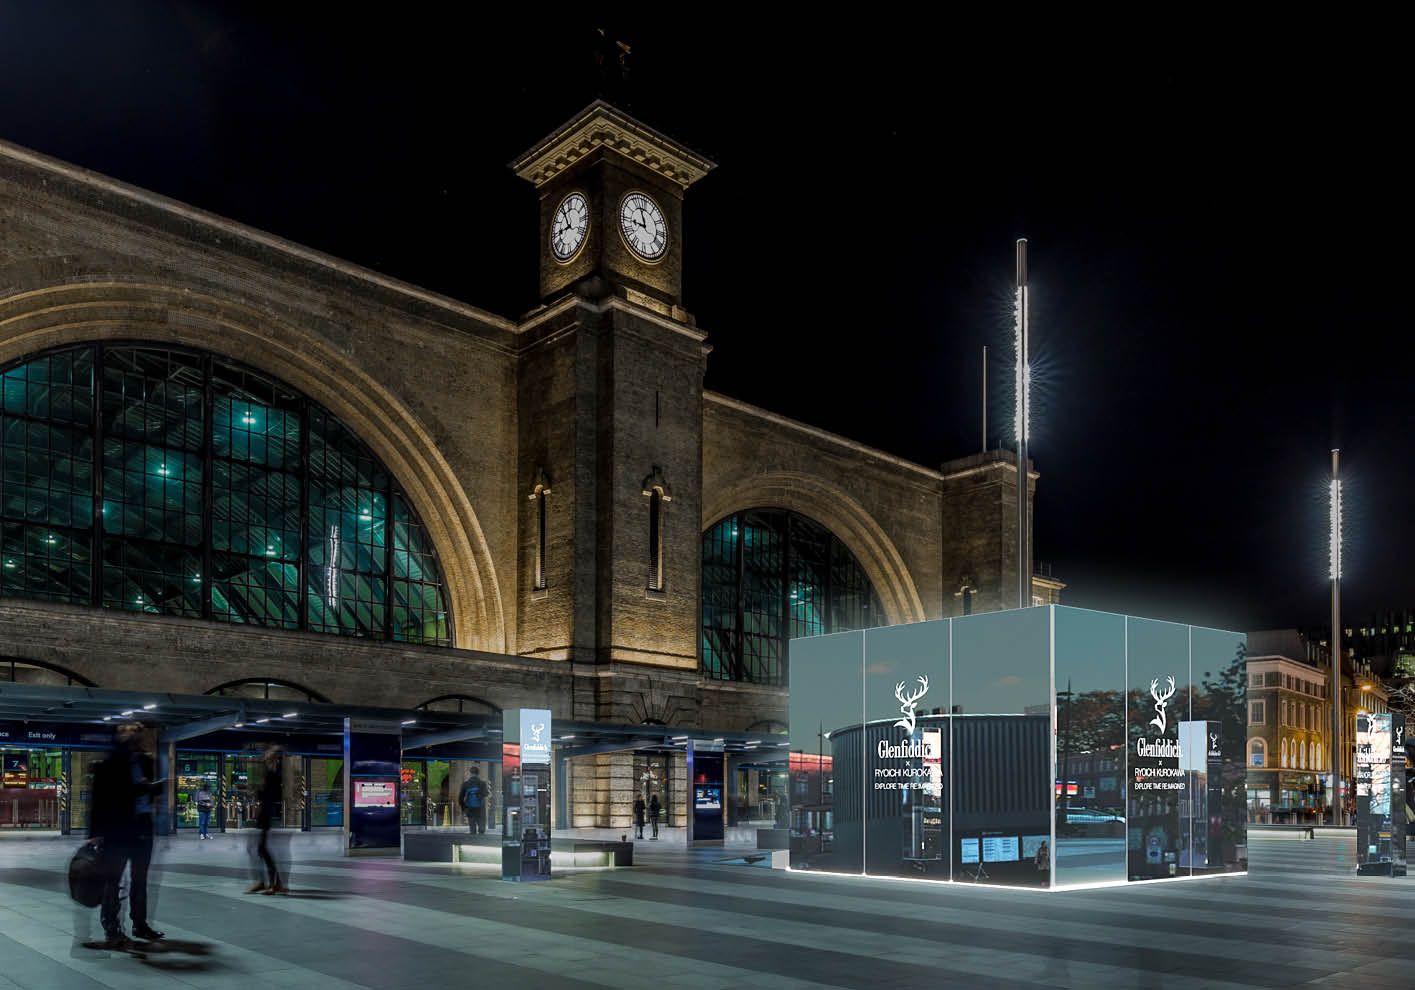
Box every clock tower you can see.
[511,100,715,317]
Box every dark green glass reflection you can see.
[0,344,451,646]
[700,509,883,685]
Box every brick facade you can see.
[0,105,1032,826]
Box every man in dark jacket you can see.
[87,721,165,948]
[458,766,487,835]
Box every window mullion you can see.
[200,353,213,621]
[780,514,791,687]
[384,473,394,641]
[298,397,310,632]
[734,515,745,683]
[89,343,104,607]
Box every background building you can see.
[0,102,1046,828]
[1245,629,1387,823]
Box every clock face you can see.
[550,192,590,261]
[618,191,668,261]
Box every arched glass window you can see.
[1,656,95,686]
[1248,738,1265,767]
[701,509,883,686]
[206,678,329,704]
[415,694,500,714]
[1,344,451,645]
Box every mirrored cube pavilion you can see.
[787,606,1247,889]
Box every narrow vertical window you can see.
[640,467,671,594]
[537,493,547,590]
[648,490,663,590]
[529,469,550,592]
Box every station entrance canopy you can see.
[0,681,784,840]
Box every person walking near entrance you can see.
[633,796,646,839]
[648,794,661,839]
[248,746,286,895]
[194,784,214,839]
[86,720,165,948]
[459,766,487,835]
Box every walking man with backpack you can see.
[459,766,487,834]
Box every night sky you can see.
[2,8,1409,634]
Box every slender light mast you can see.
[1330,448,1343,825]
[1015,239,1030,608]
[982,344,988,452]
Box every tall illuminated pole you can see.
[1015,239,1030,608]
[1330,449,1344,825]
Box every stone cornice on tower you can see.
[510,100,716,190]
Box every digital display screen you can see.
[353,780,396,808]
[982,835,1019,862]
[1021,835,1048,859]
[960,838,980,863]
[695,786,721,810]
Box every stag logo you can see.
[530,723,545,744]
[894,675,929,734]
[1397,726,1406,748]
[1148,676,1176,734]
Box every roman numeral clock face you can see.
[550,192,589,261]
[618,191,668,261]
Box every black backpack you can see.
[68,844,106,908]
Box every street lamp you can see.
[1329,448,1344,826]
[1015,239,1031,608]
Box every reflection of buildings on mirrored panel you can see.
[788,607,1248,891]
[1244,629,1390,826]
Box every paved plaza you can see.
[0,833,1406,989]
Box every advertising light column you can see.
[1330,449,1344,826]
[502,708,552,881]
[1015,239,1031,609]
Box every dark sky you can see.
[1,7,1409,633]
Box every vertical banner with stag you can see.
[1126,617,1191,881]
[1356,712,1407,876]
[862,621,952,879]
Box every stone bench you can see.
[403,831,631,867]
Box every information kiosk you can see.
[502,708,552,881]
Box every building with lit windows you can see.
[1245,629,1388,823]
[0,102,1046,832]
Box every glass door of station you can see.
[223,752,264,829]
[308,757,343,828]
[401,759,500,829]
[176,752,341,831]
[175,754,220,830]
[733,764,788,828]
[0,747,62,829]
[69,749,106,833]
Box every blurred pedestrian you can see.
[86,720,165,948]
[247,746,286,895]
[633,796,646,839]
[194,784,214,839]
[648,793,661,839]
